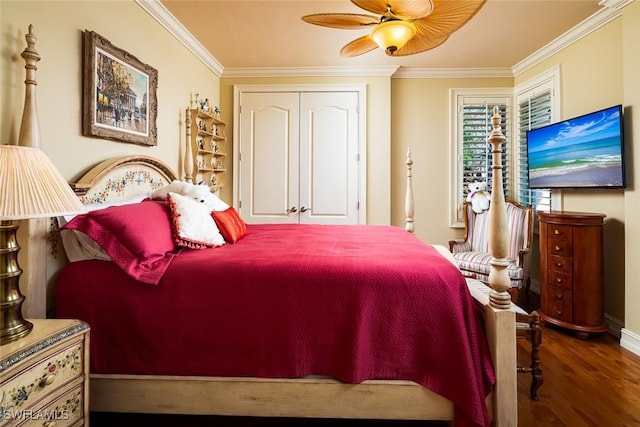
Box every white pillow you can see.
[167,192,225,248]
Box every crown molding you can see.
[392,67,513,79]
[135,0,224,77]
[512,0,632,76]
[222,66,400,78]
[138,0,634,80]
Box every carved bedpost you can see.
[18,25,41,149]
[405,149,415,233]
[487,106,511,309]
[184,108,194,184]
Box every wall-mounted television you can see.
[526,104,625,189]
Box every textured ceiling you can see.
[159,0,603,71]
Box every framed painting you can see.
[82,30,158,146]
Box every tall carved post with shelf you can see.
[186,107,227,193]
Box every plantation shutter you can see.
[518,91,552,211]
[461,102,509,201]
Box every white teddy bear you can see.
[466,181,491,214]
[151,180,228,211]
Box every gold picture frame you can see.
[82,30,158,146]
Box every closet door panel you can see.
[240,92,299,223]
[299,92,359,225]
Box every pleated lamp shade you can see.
[0,145,86,219]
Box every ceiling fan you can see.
[302,0,486,57]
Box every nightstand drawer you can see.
[1,341,84,414]
[16,382,84,427]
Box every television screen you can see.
[526,105,625,189]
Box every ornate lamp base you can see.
[0,221,34,345]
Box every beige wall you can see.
[515,16,627,327]
[390,77,512,246]
[622,1,640,350]
[1,0,220,181]
[219,76,392,225]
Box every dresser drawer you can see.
[547,224,572,243]
[547,239,573,257]
[545,286,573,322]
[16,382,84,427]
[1,341,84,414]
[547,270,572,289]
[549,255,572,275]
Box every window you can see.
[450,89,511,227]
[514,66,561,212]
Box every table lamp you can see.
[0,25,86,345]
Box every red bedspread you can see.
[56,224,494,427]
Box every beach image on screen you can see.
[527,106,624,188]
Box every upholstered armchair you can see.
[449,200,534,301]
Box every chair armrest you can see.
[449,239,471,253]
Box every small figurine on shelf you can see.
[214,105,221,118]
[211,175,217,186]
[193,93,200,109]
[197,138,204,149]
[202,98,210,112]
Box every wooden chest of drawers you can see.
[0,319,89,426]
[538,211,608,338]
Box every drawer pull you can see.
[555,277,563,283]
[556,310,563,316]
[555,294,563,300]
[40,374,56,387]
[555,262,563,267]
[554,229,561,235]
[554,245,562,251]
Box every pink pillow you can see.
[62,200,176,285]
[212,207,248,243]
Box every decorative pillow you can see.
[58,194,150,262]
[167,192,225,249]
[61,199,176,285]
[212,207,248,243]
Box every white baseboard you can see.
[620,328,640,357]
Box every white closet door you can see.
[239,92,300,223]
[299,92,359,225]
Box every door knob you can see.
[300,206,310,213]
[286,206,297,215]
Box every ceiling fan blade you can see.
[340,35,379,57]
[351,0,433,19]
[413,0,486,38]
[302,13,380,29]
[390,33,448,56]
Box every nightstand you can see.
[1,319,89,426]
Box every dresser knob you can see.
[555,262,563,267]
[554,229,561,235]
[555,277,563,283]
[554,245,561,251]
[556,310,563,316]
[40,374,56,387]
[555,294,563,300]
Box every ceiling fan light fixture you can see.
[370,20,416,55]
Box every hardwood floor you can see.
[91,295,640,426]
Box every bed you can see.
[14,23,516,426]
[51,109,517,426]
